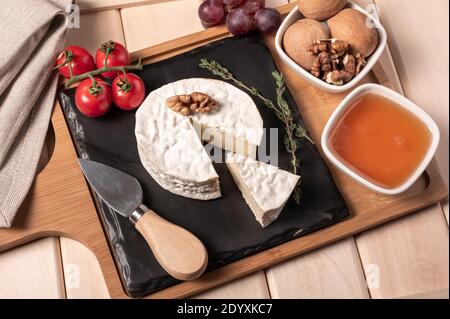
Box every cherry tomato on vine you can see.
[75,77,112,117]
[111,73,145,111]
[55,46,95,79]
[95,40,130,79]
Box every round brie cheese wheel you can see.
[135,78,264,200]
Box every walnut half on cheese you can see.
[166,92,218,116]
[226,153,301,228]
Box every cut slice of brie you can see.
[226,153,300,227]
[135,78,264,200]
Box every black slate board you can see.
[58,35,350,298]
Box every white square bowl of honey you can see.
[321,83,440,195]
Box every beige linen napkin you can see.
[0,0,72,227]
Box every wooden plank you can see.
[77,0,163,13]
[120,0,203,55]
[193,271,270,299]
[118,1,446,300]
[443,200,449,225]
[266,238,369,299]
[1,1,447,299]
[121,0,289,53]
[0,238,65,298]
[356,206,449,299]
[372,45,404,93]
[60,237,110,298]
[0,130,61,299]
[66,9,126,53]
[375,0,449,227]
[354,0,449,299]
[118,18,444,297]
[374,0,449,188]
[397,288,449,299]
[121,1,273,298]
[78,0,296,13]
[56,9,126,299]
[263,0,440,300]
[0,8,125,301]
[57,3,445,299]
[369,0,447,230]
[0,101,124,298]
[0,9,126,300]
[126,5,303,62]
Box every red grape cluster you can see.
[198,0,282,36]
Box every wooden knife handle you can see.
[132,205,208,281]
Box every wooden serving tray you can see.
[0,3,447,298]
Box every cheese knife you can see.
[78,158,208,281]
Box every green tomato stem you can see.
[88,74,102,96]
[64,62,142,88]
[53,50,73,70]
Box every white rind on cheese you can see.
[226,153,300,227]
[135,78,264,200]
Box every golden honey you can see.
[329,93,432,189]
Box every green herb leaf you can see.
[199,59,314,205]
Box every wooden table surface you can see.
[0,0,448,299]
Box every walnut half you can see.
[166,92,218,116]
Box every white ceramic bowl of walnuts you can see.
[275,0,387,93]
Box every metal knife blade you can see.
[78,158,208,281]
[78,159,142,217]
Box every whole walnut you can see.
[328,8,379,57]
[298,0,347,21]
[283,19,330,70]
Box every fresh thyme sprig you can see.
[199,58,313,204]
[273,71,304,203]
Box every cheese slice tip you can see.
[226,153,301,227]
